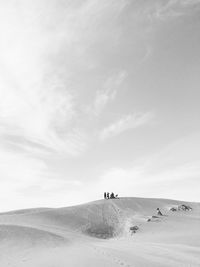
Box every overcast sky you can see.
[0,0,200,211]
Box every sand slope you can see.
[0,197,199,266]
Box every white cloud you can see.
[86,71,127,116]
[93,89,116,116]
[151,0,200,21]
[0,0,199,211]
[100,111,155,140]
[0,1,91,157]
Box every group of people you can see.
[104,192,118,199]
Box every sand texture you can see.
[0,197,199,266]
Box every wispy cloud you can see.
[0,0,130,157]
[86,71,127,116]
[100,111,155,140]
[151,0,200,21]
[0,0,199,210]
[0,1,91,157]
[0,0,131,211]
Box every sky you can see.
[0,0,200,211]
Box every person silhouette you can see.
[104,192,107,199]
[110,192,115,199]
[107,192,110,199]
[157,208,163,216]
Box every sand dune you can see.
[0,224,66,247]
[0,197,199,266]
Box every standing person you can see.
[104,192,107,199]
[107,192,110,199]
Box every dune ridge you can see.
[0,197,199,266]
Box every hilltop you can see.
[0,197,199,266]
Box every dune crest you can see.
[0,197,199,266]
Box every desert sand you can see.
[0,197,199,267]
